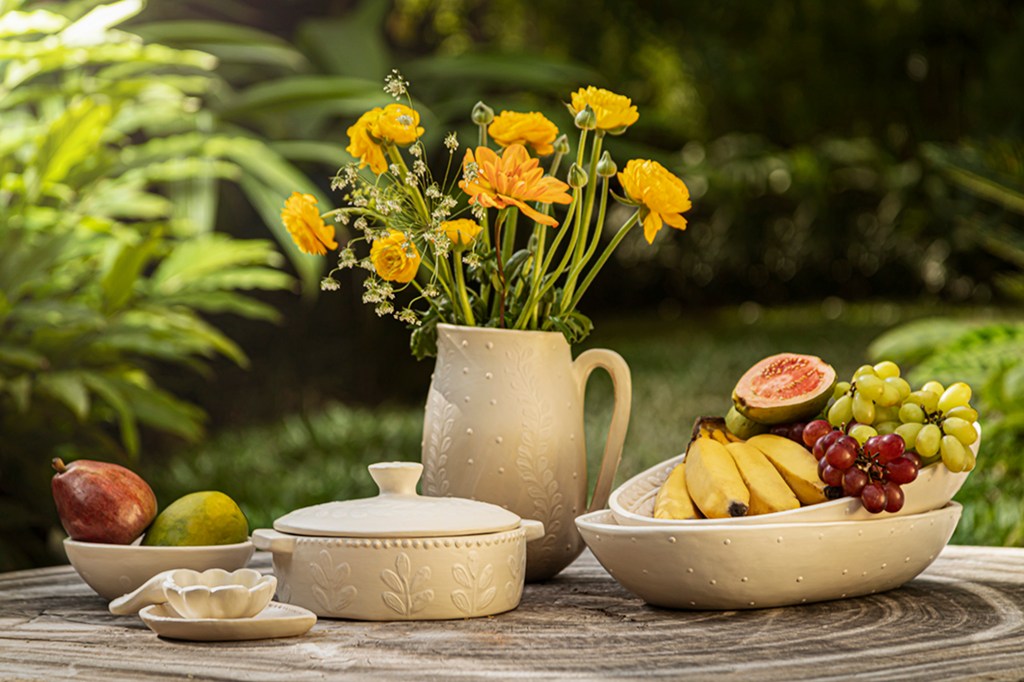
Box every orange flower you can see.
[569,86,639,132]
[370,229,420,283]
[459,144,572,227]
[488,111,559,156]
[372,103,424,145]
[617,159,691,244]
[346,108,387,174]
[281,192,337,255]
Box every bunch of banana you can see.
[654,420,827,520]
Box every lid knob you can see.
[369,462,423,496]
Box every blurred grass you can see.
[145,301,1020,546]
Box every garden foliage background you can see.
[2,0,1023,570]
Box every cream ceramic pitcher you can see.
[421,323,631,581]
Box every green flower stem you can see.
[410,279,445,316]
[478,124,488,147]
[452,250,476,326]
[568,175,610,284]
[321,207,386,221]
[385,144,430,225]
[512,193,582,329]
[502,207,518,265]
[415,257,458,317]
[567,210,640,313]
[492,208,510,327]
[560,131,605,312]
[522,149,566,328]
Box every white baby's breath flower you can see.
[353,217,369,231]
[320,276,341,291]
[398,308,420,325]
[444,131,459,152]
[338,248,358,269]
[462,252,482,268]
[471,203,486,221]
[425,184,441,200]
[383,69,408,99]
[413,160,427,176]
[463,161,479,184]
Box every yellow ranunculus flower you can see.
[281,192,338,255]
[570,86,639,132]
[442,219,482,248]
[488,111,559,156]
[370,229,421,283]
[372,103,424,146]
[617,159,691,244]
[346,108,388,175]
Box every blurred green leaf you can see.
[36,372,90,421]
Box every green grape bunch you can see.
[824,360,977,473]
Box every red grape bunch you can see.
[802,418,920,514]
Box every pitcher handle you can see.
[572,348,632,514]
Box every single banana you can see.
[653,462,700,520]
[745,434,827,505]
[725,441,800,515]
[685,436,750,518]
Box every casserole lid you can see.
[272,462,523,538]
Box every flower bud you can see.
[471,101,495,126]
[567,162,588,189]
[574,104,597,131]
[553,133,570,156]
[596,150,617,177]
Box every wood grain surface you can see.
[2,547,1024,681]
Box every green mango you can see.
[142,491,248,546]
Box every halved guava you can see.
[732,353,836,425]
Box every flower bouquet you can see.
[281,71,693,358]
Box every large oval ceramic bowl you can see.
[610,424,979,527]
[576,503,961,610]
[63,538,254,601]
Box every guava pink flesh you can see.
[749,358,824,404]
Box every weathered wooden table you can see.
[2,546,1024,680]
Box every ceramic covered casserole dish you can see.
[252,462,544,620]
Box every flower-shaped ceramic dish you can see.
[63,538,254,601]
[161,568,276,619]
[609,423,979,527]
[576,503,961,610]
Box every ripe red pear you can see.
[51,458,158,544]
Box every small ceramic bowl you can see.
[610,423,980,527]
[162,568,276,619]
[576,503,961,610]
[63,538,254,601]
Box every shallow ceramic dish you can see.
[576,503,961,610]
[139,601,316,641]
[253,461,544,621]
[610,424,979,527]
[162,568,276,619]
[63,538,254,601]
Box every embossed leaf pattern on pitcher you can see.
[381,553,434,617]
[451,550,497,616]
[310,549,357,615]
[507,344,563,556]
[422,357,454,497]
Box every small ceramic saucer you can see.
[139,601,316,641]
